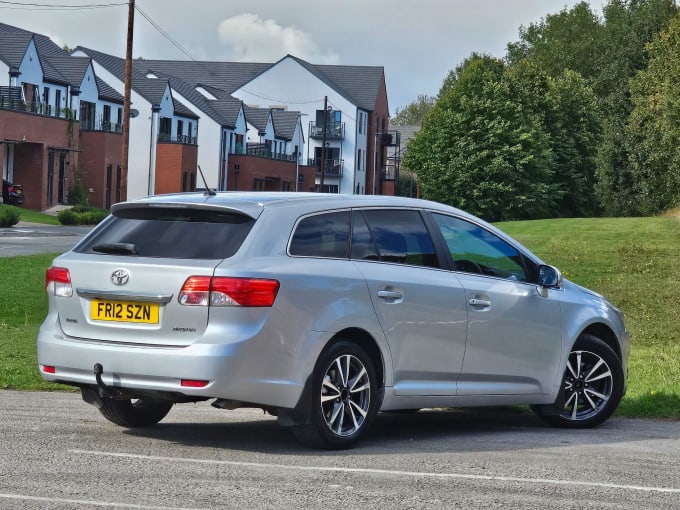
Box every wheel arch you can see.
[328,327,385,391]
[579,322,621,361]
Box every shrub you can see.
[0,207,20,227]
[58,206,108,226]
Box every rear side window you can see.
[77,207,255,259]
[289,211,350,258]
[356,209,439,268]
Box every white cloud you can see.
[217,13,339,64]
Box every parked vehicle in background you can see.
[37,192,629,449]
[2,179,24,205]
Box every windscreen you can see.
[76,207,255,259]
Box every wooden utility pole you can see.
[120,0,135,201]
[319,95,328,192]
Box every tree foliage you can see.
[625,14,680,214]
[404,55,556,222]
[391,94,435,126]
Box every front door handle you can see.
[378,290,403,300]
[468,298,491,307]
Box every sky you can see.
[0,0,608,114]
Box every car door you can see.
[351,208,468,396]
[430,213,563,396]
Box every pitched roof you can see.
[95,77,124,104]
[243,105,270,134]
[271,109,300,141]
[0,22,69,77]
[43,55,91,86]
[285,55,385,111]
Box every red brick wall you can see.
[79,130,122,209]
[155,142,198,195]
[0,109,78,211]
[228,154,315,191]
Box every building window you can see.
[159,117,172,141]
[117,107,123,131]
[80,101,96,130]
[178,119,184,137]
[103,104,111,131]
[357,149,362,171]
[253,179,265,191]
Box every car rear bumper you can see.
[37,315,306,409]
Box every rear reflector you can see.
[181,379,209,388]
[46,266,73,297]
[41,365,56,374]
[179,276,279,307]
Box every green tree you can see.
[506,2,603,81]
[594,0,676,214]
[391,95,435,126]
[625,14,680,214]
[404,55,555,222]
[508,63,601,217]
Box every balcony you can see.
[230,143,297,162]
[308,121,345,140]
[81,115,123,133]
[309,158,344,177]
[158,132,197,145]
[0,87,72,119]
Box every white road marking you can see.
[0,492,204,510]
[70,449,680,494]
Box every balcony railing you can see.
[309,158,344,177]
[81,115,123,133]
[308,121,345,140]
[229,143,296,161]
[158,132,197,145]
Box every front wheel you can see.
[292,340,380,449]
[532,334,623,428]
[98,397,173,427]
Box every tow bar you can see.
[81,363,129,409]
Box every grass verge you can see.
[0,204,60,225]
[2,216,679,418]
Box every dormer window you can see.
[146,72,158,79]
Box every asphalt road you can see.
[1,390,679,509]
[0,223,92,257]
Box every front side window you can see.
[290,211,350,258]
[432,213,530,281]
[356,209,439,268]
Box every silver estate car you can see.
[38,192,629,449]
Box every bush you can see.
[58,206,108,225]
[0,207,20,227]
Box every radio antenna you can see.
[197,165,216,196]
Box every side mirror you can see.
[537,264,563,297]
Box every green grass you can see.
[0,204,60,225]
[2,216,679,418]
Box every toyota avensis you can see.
[38,192,629,449]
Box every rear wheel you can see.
[292,340,379,449]
[532,334,623,428]
[98,397,173,427]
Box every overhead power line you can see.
[0,0,125,9]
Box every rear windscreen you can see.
[76,207,255,259]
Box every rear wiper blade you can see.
[91,243,139,255]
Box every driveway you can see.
[0,221,92,257]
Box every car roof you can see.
[111,192,462,219]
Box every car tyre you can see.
[532,333,623,428]
[292,340,379,449]
[98,397,173,427]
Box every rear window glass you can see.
[76,207,255,259]
[289,211,350,258]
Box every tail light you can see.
[46,266,73,297]
[179,276,279,307]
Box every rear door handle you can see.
[378,290,403,300]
